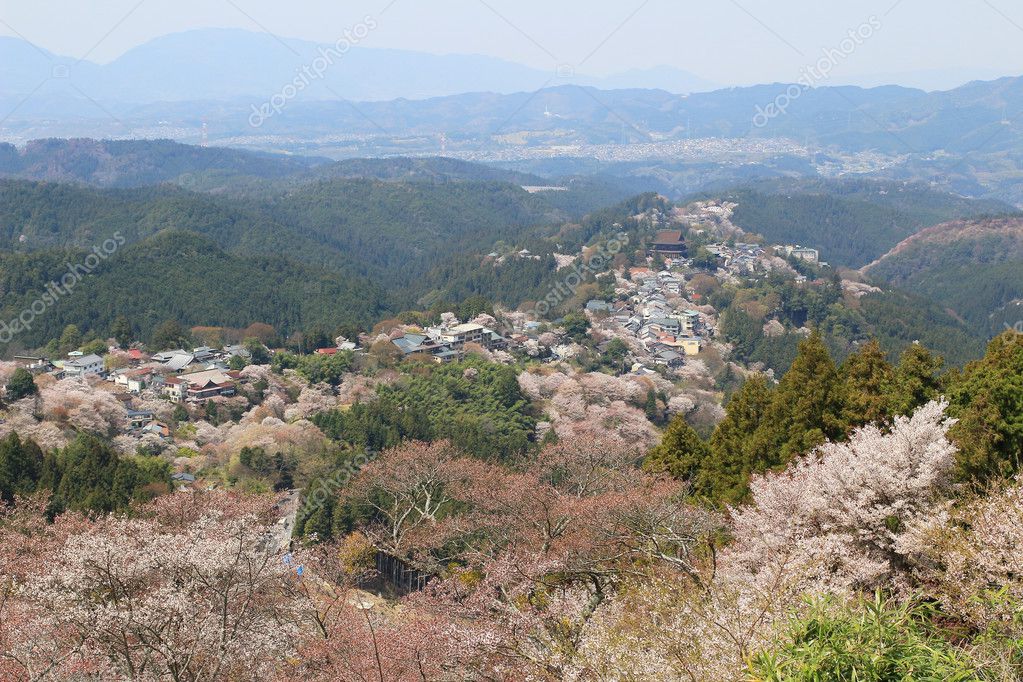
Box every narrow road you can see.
[263,488,301,554]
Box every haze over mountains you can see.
[3,28,1023,159]
[0,29,718,105]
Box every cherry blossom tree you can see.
[905,475,1023,661]
[38,378,127,437]
[342,440,500,560]
[729,400,958,593]
[284,383,338,422]
[2,492,298,682]
[353,436,722,679]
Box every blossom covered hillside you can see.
[4,398,1022,680]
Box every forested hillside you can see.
[0,138,324,187]
[266,178,570,285]
[723,180,1012,267]
[0,139,637,212]
[864,216,1023,334]
[0,231,390,350]
[0,167,626,284]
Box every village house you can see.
[391,333,451,361]
[779,244,820,263]
[162,368,240,403]
[126,409,155,430]
[112,366,162,394]
[653,349,684,368]
[223,344,251,360]
[427,323,509,353]
[63,353,104,378]
[14,355,54,375]
[142,421,172,439]
[680,310,701,335]
[436,323,485,348]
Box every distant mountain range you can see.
[0,30,718,106]
[5,29,1023,198]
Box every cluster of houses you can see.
[16,344,251,404]
[589,268,709,369]
[389,322,510,362]
[15,351,112,379]
[112,347,247,403]
[704,242,769,276]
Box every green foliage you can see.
[840,340,897,428]
[749,332,848,470]
[0,432,170,513]
[419,195,664,315]
[561,312,590,343]
[238,445,295,492]
[172,403,190,424]
[298,351,353,386]
[150,319,191,351]
[643,415,711,482]
[889,343,946,417]
[857,290,985,367]
[601,338,630,374]
[718,274,844,375]
[0,432,43,502]
[688,334,968,506]
[58,324,81,353]
[5,367,38,400]
[721,308,762,360]
[0,231,390,349]
[49,434,171,514]
[719,272,983,375]
[690,246,719,271]
[314,358,534,460]
[269,178,567,291]
[726,180,1006,268]
[749,593,982,681]
[293,453,387,542]
[704,374,774,505]
[864,218,1023,336]
[686,335,853,505]
[457,295,494,321]
[79,339,108,357]
[111,315,133,349]
[948,332,1023,484]
[271,350,353,386]
[244,338,271,364]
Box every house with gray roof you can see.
[63,354,104,378]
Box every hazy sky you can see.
[2,0,1022,88]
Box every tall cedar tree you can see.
[706,373,774,505]
[840,339,896,429]
[748,331,847,471]
[0,433,44,502]
[111,315,133,349]
[890,342,946,417]
[643,415,711,483]
[948,331,1023,483]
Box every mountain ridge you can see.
[862,215,1023,334]
[0,29,718,103]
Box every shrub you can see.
[749,593,981,681]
